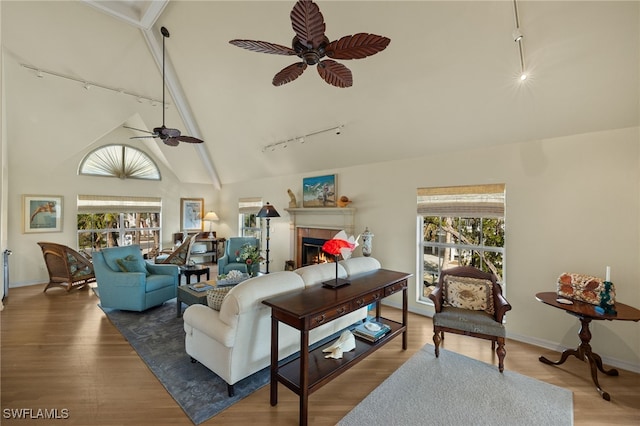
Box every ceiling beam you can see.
[81,0,221,189]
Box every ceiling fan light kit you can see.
[229,0,390,88]
[124,26,204,146]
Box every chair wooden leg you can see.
[496,337,506,373]
[433,329,441,357]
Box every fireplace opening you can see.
[301,237,335,266]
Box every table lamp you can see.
[203,211,219,239]
[256,202,280,274]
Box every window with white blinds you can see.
[417,184,506,303]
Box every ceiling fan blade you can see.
[130,135,158,140]
[123,125,157,135]
[273,62,308,86]
[229,39,296,55]
[163,138,180,147]
[290,0,326,49]
[176,135,204,144]
[317,60,352,88]
[325,33,391,60]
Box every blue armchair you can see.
[93,245,179,312]
[217,237,260,275]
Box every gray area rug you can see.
[339,344,573,426]
[100,299,269,425]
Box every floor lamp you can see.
[256,202,280,274]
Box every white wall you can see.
[217,126,640,371]
[7,138,217,286]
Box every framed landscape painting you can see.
[23,195,63,233]
[303,174,337,207]
[180,198,204,231]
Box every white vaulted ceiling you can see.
[2,1,638,187]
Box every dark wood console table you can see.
[535,291,640,401]
[263,269,411,426]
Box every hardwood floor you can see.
[1,283,639,425]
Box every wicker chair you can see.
[37,242,96,292]
[154,234,197,265]
[428,266,512,372]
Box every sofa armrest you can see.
[97,267,147,288]
[183,304,236,347]
[146,263,179,277]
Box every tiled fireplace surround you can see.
[285,207,355,268]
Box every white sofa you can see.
[183,257,381,396]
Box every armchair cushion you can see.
[443,275,495,315]
[115,254,150,276]
[434,307,505,337]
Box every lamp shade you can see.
[256,203,280,218]
[203,211,219,221]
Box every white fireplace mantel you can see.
[285,207,355,234]
[285,207,356,265]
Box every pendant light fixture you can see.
[512,0,528,81]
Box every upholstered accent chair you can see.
[93,245,179,312]
[428,266,512,372]
[37,241,96,292]
[217,237,260,275]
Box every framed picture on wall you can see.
[23,195,63,233]
[180,198,204,231]
[303,174,337,207]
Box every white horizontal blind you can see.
[77,195,162,213]
[238,197,262,214]
[417,184,505,218]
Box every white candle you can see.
[605,266,611,282]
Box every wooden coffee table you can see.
[535,291,640,400]
[176,280,215,317]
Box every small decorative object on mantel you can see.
[361,227,374,257]
[321,230,359,288]
[337,196,352,208]
[287,189,297,208]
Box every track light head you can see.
[512,29,524,42]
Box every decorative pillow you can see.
[115,254,150,276]
[443,275,495,315]
[557,272,615,306]
[206,287,233,311]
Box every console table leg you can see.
[270,316,278,406]
[299,330,309,426]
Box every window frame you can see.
[417,184,506,305]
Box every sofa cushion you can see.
[115,254,150,276]
[340,257,381,276]
[207,287,233,311]
[443,275,495,315]
[295,262,347,287]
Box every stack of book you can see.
[352,320,391,342]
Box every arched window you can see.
[79,144,161,180]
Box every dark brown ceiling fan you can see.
[125,26,203,147]
[229,0,390,88]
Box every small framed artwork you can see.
[23,195,63,233]
[303,174,337,207]
[180,198,204,231]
